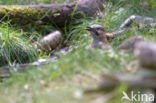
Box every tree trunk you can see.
[0,0,103,27]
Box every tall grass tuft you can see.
[0,22,38,66]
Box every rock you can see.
[134,42,156,69]
[118,35,144,50]
[36,31,64,51]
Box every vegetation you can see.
[0,0,156,103]
[0,22,39,66]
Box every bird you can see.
[86,24,140,49]
[86,24,111,49]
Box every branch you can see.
[119,15,156,29]
[106,15,156,38]
[0,0,103,27]
[85,73,156,93]
[0,58,55,78]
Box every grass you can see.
[0,0,156,103]
[0,22,39,66]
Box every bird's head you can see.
[86,24,109,48]
[86,24,105,39]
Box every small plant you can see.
[0,22,38,66]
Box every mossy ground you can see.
[0,0,156,103]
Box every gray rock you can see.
[118,35,144,50]
[134,42,156,69]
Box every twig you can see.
[0,58,56,78]
[120,15,156,29]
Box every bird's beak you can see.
[86,26,92,31]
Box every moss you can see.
[0,6,55,25]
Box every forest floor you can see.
[0,0,156,103]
